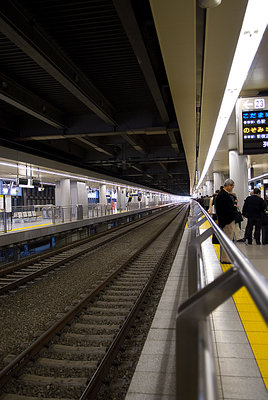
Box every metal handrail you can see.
[176,200,268,399]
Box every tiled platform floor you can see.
[125,227,268,400]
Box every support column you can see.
[206,180,213,196]
[117,186,125,212]
[229,150,248,208]
[99,184,107,205]
[213,172,224,192]
[55,179,70,206]
[70,181,78,205]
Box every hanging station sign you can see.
[238,96,268,155]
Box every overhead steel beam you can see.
[86,156,185,164]
[0,109,17,132]
[113,0,169,123]
[121,133,146,154]
[0,73,65,129]
[76,137,114,157]
[167,130,180,153]
[131,165,144,173]
[17,126,174,140]
[159,161,168,172]
[0,1,116,126]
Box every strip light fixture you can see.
[0,161,166,196]
[196,0,268,190]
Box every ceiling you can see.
[0,0,189,195]
[151,0,268,191]
[0,0,267,196]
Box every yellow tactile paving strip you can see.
[7,222,53,232]
[214,242,268,390]
[198,218,268,389]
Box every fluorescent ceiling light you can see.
[19,179,34,188]
[248,173,268,182]
[0,161,166,196]
[196,0,268,190]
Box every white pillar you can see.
[229,150,248,208]
[99,184,107,205]
[205,180,213,196]
[117,187,127,212]
[55,179,70,206]
[213,172,224,192]
[70,181,78,205]
[77,182,88,207]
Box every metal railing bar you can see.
[198,318,218,400]
[200,205,268,322]
[176,267,243,399]
[178,267,242,317]
[176,199,268,399]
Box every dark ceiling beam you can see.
[159,161,167,172]
[0,73,65,129]
[167,130,180,153]
[113,0,169,123]
[17,126,175,140]
[0,1,116,126]
[121,133,146,154]
[17,128,167,141]
[75,137,114,157]
[0,109,17,132]
[85,156,185,166]
[131,165,144,173]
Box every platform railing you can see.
[0,201,175,233]
[176,200,268,400]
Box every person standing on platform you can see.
[229,192,244,242]
[215,179,237,264]
[208,190,219,221]
[242,188,267,245]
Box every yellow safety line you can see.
[8,223,53,232]
[213,242,268,390]
[197,218,268,389]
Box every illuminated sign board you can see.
[242,109,268,154]
[238,97,268,155]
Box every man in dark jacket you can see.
[242,188,266,244]
[215,178,237,263]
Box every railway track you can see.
[0,203,188,400]
[0,206,174,297]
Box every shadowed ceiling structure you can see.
[0,0,190,195]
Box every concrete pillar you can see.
[213,172,224,192]
[117,187,126,212]
[70,181,78,205]
[122,188,127,211]
[206,180,213,196]
[77,182,88,207]
[55,179,70,206]
[229,150,248,208]
[99,184,107,205]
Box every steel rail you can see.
[0,205,173,278]
[0,205,188,392]
[79,204,189,399]
[0,206,177,295]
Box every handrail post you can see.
[188,226,213,295]
[176,267,242,400]
[177,199,268,400]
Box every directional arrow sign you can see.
[242,99,254,109]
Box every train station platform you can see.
[125,223,268,399]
